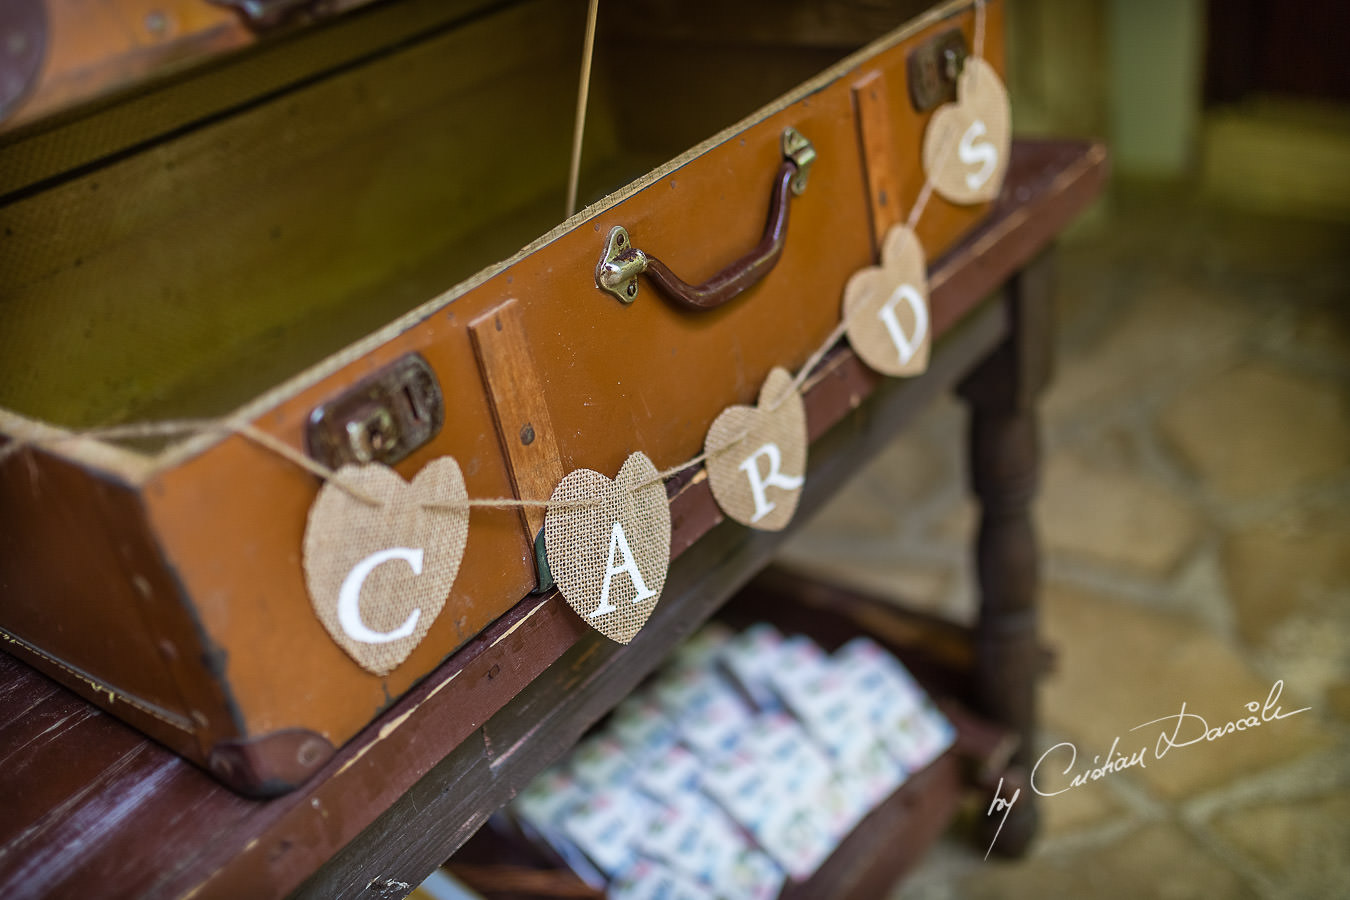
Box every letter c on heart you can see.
[337,547,424,644]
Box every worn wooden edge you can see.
[153,594,584,899]
[0,138,1107,900]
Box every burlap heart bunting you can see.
[303,458,469,675]
[705,367,807,531]
[842,224,931,377]
[921,57,1011,205]
[545,452,672,644]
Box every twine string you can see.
[564,0,601,219]
[974,0,986,63]
[0,418,211,466]
[230,421,382,506]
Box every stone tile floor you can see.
[776,183,1350,899]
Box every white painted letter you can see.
[877,283,929,366]
[337,547,424,644]
[738,442,805,523]
[959,119,999,191]
[593,521,656,618]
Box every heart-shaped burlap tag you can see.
[842,224,931,377]
[545,452,671,644]
[303,458,469,675]
[921,57,1011,205]
[705,367,807,531]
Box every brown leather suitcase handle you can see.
[596,127,815,310]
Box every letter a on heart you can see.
[545,452,672,644]
[592,521,658,618]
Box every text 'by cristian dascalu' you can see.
[983,680,1311,858]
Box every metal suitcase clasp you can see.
[305,353,444,469]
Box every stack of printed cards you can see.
[508,623,955,897]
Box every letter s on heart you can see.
[958,119,998,190]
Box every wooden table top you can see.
[0,139,1107,900]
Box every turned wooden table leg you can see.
[957,249,1055,858]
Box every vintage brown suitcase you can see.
[0,0,1007,794]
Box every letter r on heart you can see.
[738,442,804,523]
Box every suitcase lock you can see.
[305,353,444,469]
[907,29,969,112]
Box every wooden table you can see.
[0,139,1107,900]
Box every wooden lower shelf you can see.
[446,569,1015,900]
[452,752,963,900]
